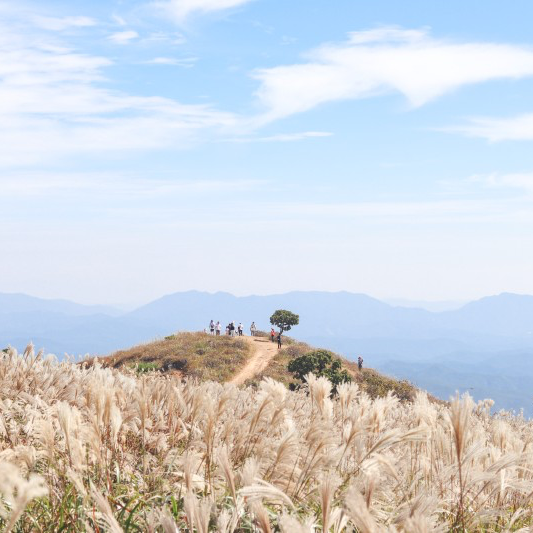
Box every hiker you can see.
[277,332,282,349]
[250,322,256,336]
[270,328,275,342]
[358,356,363,370]
[238,322,244,336]
[225,325,230,336]
[216,322,221,336]
[230,322,236,337]
[209,320,215,335]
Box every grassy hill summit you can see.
[97,330,419,402]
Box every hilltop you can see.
[98,332,252,382]
[96,331,420,401]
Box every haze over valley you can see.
[3,289,532,414]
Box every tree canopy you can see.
[269,309,299,334]
[287,349,351,394]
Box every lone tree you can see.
[270,309,299,334]
[287,349,351,394]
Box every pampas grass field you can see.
[1,344,533,532]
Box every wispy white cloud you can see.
[3,170,529,225]
[145,31,187,44]
[112,14,127,26]
[262,197,533,226]
[0,173,267,197]
[146,56,197,67]
[252,27,533,122]
[32,15,97,31]
[154,0,254,23]
[108,30,139,44]
[449,113,533,142]
[225,131,332,143]
[0,11,237,166]
[469,172,533,195]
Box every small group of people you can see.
[208,320,258,337]
[226,322,243,336]
[208,320,223,335]
[270,327,282,349]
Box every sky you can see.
[1,0,533,306]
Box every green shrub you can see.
[362,372,415,401]
[134,361,159,373]
[287,349,351,394]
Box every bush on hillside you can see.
[134,361,159,373]
[287,349,351,394]
[361,371,416,402]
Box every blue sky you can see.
[1,0,533,306]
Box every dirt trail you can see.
[229,335,279,385]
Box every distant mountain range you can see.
[1,290,533,414]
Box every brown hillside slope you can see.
[97,332,251,382]
[96,331,423,402]
[246,337,421,402]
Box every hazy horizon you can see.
[0,287,525,312]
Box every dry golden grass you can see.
[1,343,532,531]
[98,333,416,404]
[98,331,252,382]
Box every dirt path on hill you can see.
[229,335,279,385]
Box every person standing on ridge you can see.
[216,321,221,336]
[238,322,244,336]
[358,356,363,370]
[270,328,275,342]
[277,332,282,349]
[250,322,256,336]
[209,320,215,335]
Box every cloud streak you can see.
[469,172,533,195]
[252,27,533,122]
[108,30,139,44]
[449,113,533,142]
[0,12,237,166]
[33,15,97,31]
[154,0,254,23]
[146,56,197,67]
[224,131,332,143]
[0,173,267,197]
